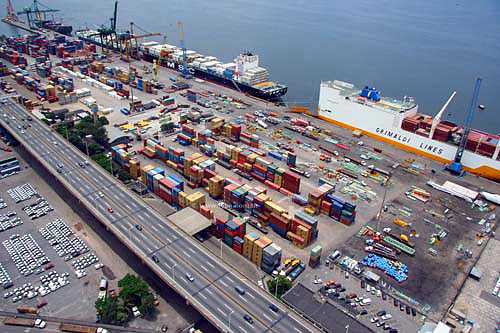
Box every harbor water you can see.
[2,0,499,132]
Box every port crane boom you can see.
[448,78,484,175]
[17,0,58,28]
[177,21,192,79]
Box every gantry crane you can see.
[89,1,118,54]
[177,21,192,79]
[16,0,58,28]
[120,22,160,62]
[447,78,484,176]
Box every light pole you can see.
[275,277,279,298]
[220,238,223,258]
[228,310,234,333]
[84,134,92,156]
[109,156,113,177]
[345,324,349,333]
[171,263,176,280]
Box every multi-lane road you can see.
[0,96,318,333]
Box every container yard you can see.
[1,20,500,333]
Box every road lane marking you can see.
[223,303,232,311]
[199,265,208,272]
[246,292,255,299]
[206,289,214,295]
[188,247,196,254]
[239,326,248,333]
[182,250,191,258]
[217,308,226,316]
[262,313,273,322]
[219,280,228,287]
[205,261,214,268]
[198,292,207,300]
[226,275,235,283]
[239,295,247,302]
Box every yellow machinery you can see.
[152,36,167,84]
[120,22,160,62]
[393,218,409,228]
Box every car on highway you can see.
[135,224,142,231]
[243,314,254,324]
[107,207,113,213]
[152,255,160,263]
[35,319,46,329]
[185,272,194,282]
[98,192,104,198]
[269,304,278,312]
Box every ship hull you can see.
[141,53,287,100]
[318,83,500,182]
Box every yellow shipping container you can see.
[243,163,252,171]
[265,201,285,215]
[256,193,270,202]
[274,174,282,186]
[243,234,256,260]
[191,153,202,160]
[231,147,242,161]
[167,160,177,169]
[193,156,207,166]
[191,138,198,147]
[247,153,258,164]
[186,192,206,211]
[304,206,317,216]
[141,165,154,184]
[179,191,187,208]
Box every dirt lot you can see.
[340,173,498,319]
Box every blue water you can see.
[3,0,500,133]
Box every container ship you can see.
[318,80,500,181]
[35,19,72,36]
[75,30,288,100]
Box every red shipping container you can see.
[279,188,292,196]
[321,201,332,214]
[264,180,280,191]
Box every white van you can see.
[360,298,372,306]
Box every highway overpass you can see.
[0,95,319,333]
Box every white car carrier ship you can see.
[318,80,500,182]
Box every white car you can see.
[95,263,104,270]
[97,328,108,333]
[381,313,392,320]
[98,192,104,198]
[132,306,142,317]
[35,319,46,329]
[376,289,382,297]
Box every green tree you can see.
[95,296,128,324]
[98,116,109,126]
[92,154,113,174]
[266,276,292,299]
[88,143,101,156]
[117,169,132,182]
[41,118,50,126]
[118,274,155,316]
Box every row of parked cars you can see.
[23,197,54,220]
[7,183,37,203]
[40,219,89,261]
[0,211,23,231]
[2,233,50,277]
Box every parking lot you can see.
[0,177,105,318]
[300,262,423,333]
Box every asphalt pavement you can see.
[0,97,318,333]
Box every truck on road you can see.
[3,317,36,327]
[59,323,108,333]
[17,305,37,314]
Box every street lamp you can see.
[275,277,280,298]
[171,263,177,280]
[220,238,223,258]
[228,310,234,333]
[345,324,349,333]
[84,134,92,156]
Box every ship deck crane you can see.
[152,36,167,87]
[177,21,192,79]
[6,0,19,21]
[16,0,58,28]
[89,1,118,54]
[447,78,484,176]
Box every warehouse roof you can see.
[282,283,372,333]
[167,207,211,236]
